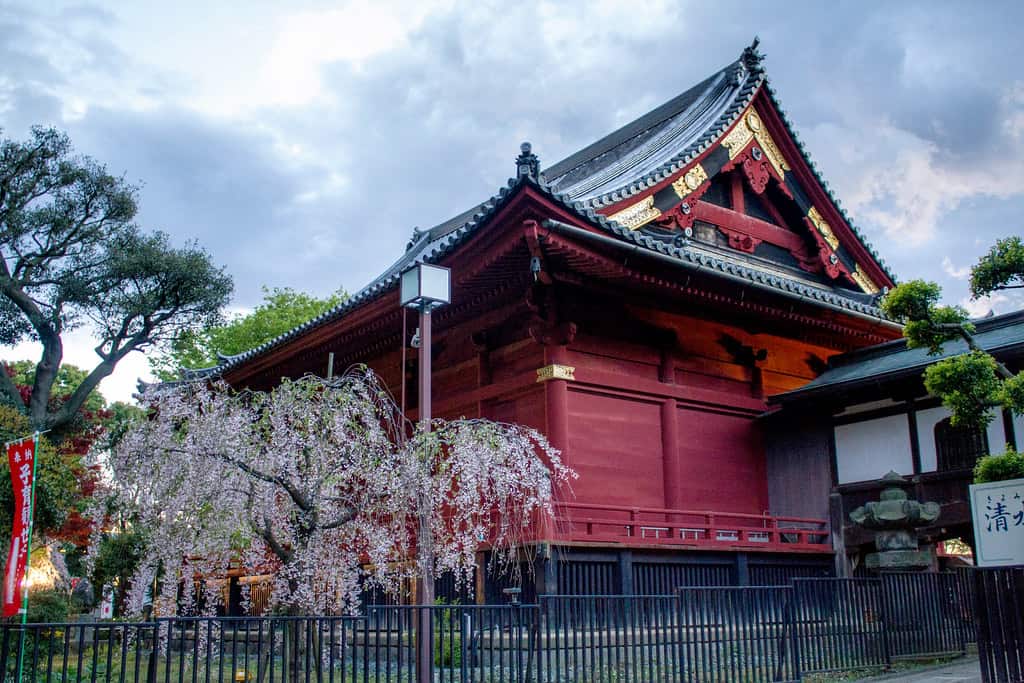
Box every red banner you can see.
[3,438,36,618]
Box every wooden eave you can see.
[223,186,583,388]
[533,228,898,351]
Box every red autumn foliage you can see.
[4,363,110,549]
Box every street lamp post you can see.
[400,263,451,683]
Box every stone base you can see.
[865,549,932,571]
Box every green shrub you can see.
[433,599,462,668]
[975,447,1024,483]
[27,589,71,623]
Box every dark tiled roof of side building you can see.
[771,309,1024,404]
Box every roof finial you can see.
[516,141,540,181]
[742,36,764,74]
[406,226,424,252]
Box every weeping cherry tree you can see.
[97,366,571,617]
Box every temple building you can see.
[191,40,908,599]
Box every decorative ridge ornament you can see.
[742,37,764,74]
[406,226,424,252]
[516,142,541,181]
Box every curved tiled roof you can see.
[544,58,763,207]
[177,40,897,382]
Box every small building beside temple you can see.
[770,309,1024,574]
[188,40,908,600]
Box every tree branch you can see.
[320,508,357,530]
[252,515,291,564]
[158,444,313,513]
[0,362,24,411]
[934,322,1016,379]
[43,351,123,433]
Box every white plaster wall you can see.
[916,406,950,473]
[988,417,1010,454]
[1016,413,1024,450]
[835,414,913,484]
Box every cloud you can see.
[4,0,1024,399]
[3,326,152,404]
[942,257,971,280]
[961,293,1006,320]
[257,1,452,108]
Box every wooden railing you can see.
[547,501,831,552]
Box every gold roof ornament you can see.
[673,163,709,198]
[807,206,840,251]
[608,195,661,230]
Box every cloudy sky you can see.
[2,0,1022,403]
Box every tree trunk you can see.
[282,585,308,683]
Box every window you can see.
[934,417,988,472]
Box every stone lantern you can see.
[849,471,941,571]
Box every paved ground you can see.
[851,656,982,682]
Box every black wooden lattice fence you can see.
[974,566,1024,683]
[0,571,985,682]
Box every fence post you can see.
[461,611,470,682]
[146,622,159,683]
[533,604,543,683]
[674,590,685,681]
[619,550,634,595]
[514,602,524,682]
[876,578,893,671]
[950,573,967,655]
[787,585,801,682]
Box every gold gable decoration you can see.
[807,207,840,251]
[851,265,881,295]
[608,195,661,230]
[721,109,791,179]
[672,163,709,198]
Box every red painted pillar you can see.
[661,399,681,511]
[545,345,570,468]
[660,348,683,519]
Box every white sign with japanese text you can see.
[970,477,1024,567]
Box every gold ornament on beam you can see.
[807,206,840,250]
[722,117,755,159]
[672,163,709,198]
[608,195,661,230]
[536,364,576,382]
[851,265,881,294]
[749,114,790,178]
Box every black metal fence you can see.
[0,572,979,682]
[974,566,1024,683]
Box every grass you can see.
[801,654,966,682]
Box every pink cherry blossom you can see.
[90,366,572,615]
